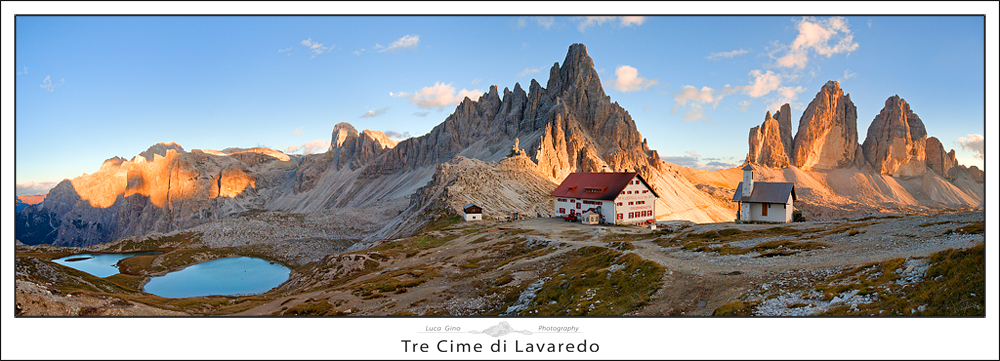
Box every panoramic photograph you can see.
[6,6,996,360]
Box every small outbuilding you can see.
[732,164,796,223]
[463,204,483,221]
[580,210,601,225]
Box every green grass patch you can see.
[604,232,653,244]
[350,266,441,299]
[605,241,636,251]
[822,244,984,316]
[655,226,826,257]
[712,301,752,316]
[945,221,984,235]
[519,247,664,316]
[751,240,827,257]
[111,232,202,253]
[281,298,333,316]
[366,231,462,259]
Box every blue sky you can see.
[11,11,992,195]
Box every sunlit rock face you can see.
[925,136,958,180]
[15,143,280,247]
[925,136,985,184]
[15,43,738,247]
[326,122,397,171]
[747,109,792,168]
[773,103,794,161]
[862,95,927,177]
[792,81,863,171]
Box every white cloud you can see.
[707,48,749,60]
[577,16,616,32]
[393,82,483,110]
[519,16,556,30]
[278,47,292,53]
[703,160,740,171]
[353,48,365,56]
[612,65,658,92]
[661,153,737,170]
[957,134,984,160]
[470,78,482,87]
[412,111,430,117]
[672,84,739,122]
[384,130,411,140]
[576,16,645,32]
[842,69,858,79]
[40,75,64,92]
[379,34,420,53]
[774,16,858,70]
[765,86,806,112]
[300,38,331,57]
[16,181,58,196]
[673,85,720,107]
[292,127,304,136]
[536,17,555,30]
[17,66,28,75]
[744,70,782,98]
[619,16,646,27]
[737,100,751,111]
[517,67,542,77]
[661,155,700,168]
[360,107,389,118]
[285,139,331,155]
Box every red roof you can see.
[551,172,658,200]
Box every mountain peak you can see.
[791,80,860,171]
[862,94,927,176]
[546,43,603,99]
[331,122,360,150]
[139,142,185,161]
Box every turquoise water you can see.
[143,257,290,298]
[52,251,162,278]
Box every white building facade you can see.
[552,172,658,225]
[732,165,796,223]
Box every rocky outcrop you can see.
[861,95,927,177]
[925,136,958,181]
[138,142,185,161]
[791,81,863,171]
[747,110,792,168]
[328,122,397,171]
[14,43,733,247]
[15,143,292,247]
[368,155,558,242]
[294,152,333,194]
[360,43,660,183]
[773,103,794,158]
[926,136,985,184]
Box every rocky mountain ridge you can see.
[747,81,982,181]
[739,80,983,216]
[16,44,981,249]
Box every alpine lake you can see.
[53,252,290,298]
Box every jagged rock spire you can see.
[861,95,927,177]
